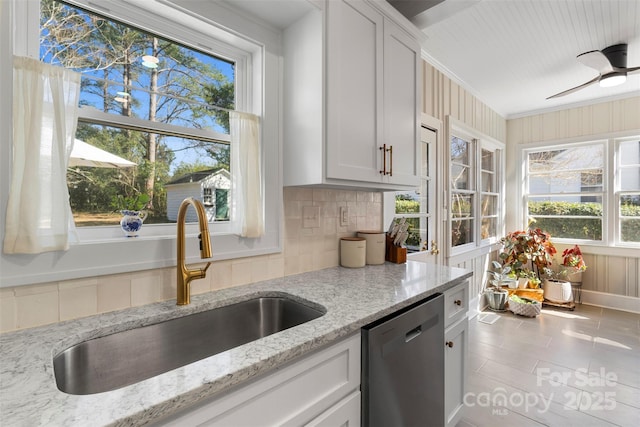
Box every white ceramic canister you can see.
[357,230,386,265]
[340,237,366,268]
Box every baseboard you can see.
[467,295,481,319]
[580,290,640,314]
[472,290,640,314]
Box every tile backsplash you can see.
[0,187,382,333]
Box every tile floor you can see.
[456,304,640,427]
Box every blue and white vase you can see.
[120,210,148,237]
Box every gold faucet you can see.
[176,197,212,305]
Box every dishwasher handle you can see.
[380,314,439,358]
[405,325,422,342]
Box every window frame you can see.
[615,137,640,246]
[1,0,283,287]
[450,132,476,252]
[519,134,640,250]
[480,145,500,245]
[71,113,235,238]
[388,126,434,253]
[523,140,607,245]
[44,0,243,239]
[448,118,505,257]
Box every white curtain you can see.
[3,56,81,254]
[230,111,264,238]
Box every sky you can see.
[41,0,235,175]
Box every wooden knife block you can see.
[385,234,407,264]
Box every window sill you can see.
[74,221,234,243]
[554,243,640,259]
[1,228,282,287]
[449,241,502,264]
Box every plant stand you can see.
[570,282,582,303]
[542,300,576,311]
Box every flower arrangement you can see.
[561,245,587,272]
[499,228,557,279]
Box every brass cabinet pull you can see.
[430,240,440,255]
[446,341,454,348]
[454,300,462,306]
[379,144,387,175]
[379,145,393,176]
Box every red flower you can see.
[562,245,587,271]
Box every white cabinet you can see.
[445,313,468,427]
[153,334,360,426]
[443,280,469,427]
[284,0,420,190]
[382,18,421,186]
[444,278,469,327]
[325,0,383,184]
[305,391,361,427]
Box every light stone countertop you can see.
[0,261,472,426]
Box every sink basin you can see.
[53,295,325,395]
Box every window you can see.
[525,143,605,241]
[481,149,498,240]
[393,191,425,252]
[449,119,504,254]
[522,137,640,246]
[451,135,475,248]
[203,188,214,207]
[40,0,234,233]
[617,138,640,244]
[390,126,435,253]
[2,0,283,286]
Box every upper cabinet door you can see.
[383,19,420,187]
[283,0,421,191]
[326,0,384,183]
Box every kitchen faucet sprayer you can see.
[176,197,212,305]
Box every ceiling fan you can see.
[547,43,640,99]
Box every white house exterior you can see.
[165,168,230,222]
[528,145,605,202]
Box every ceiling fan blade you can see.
[621,65,640,74]
[546,75,601,99]
[577,50,613,74]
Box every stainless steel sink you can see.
[53,295,324,395]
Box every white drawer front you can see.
[444,281,468,328]
[305,391,361,427]
[155,334,360,427]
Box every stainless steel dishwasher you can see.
[362,293,444,427]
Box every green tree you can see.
[203,81,234,133]
[40,0,234,218]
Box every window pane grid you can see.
[617,140,639,243]
[526,142,606,242]
[41,0,236,229]
[450,130,503,250]
[529,215,601,221]
[394,132,433,253]
[452,189,475,195]
[479,147,499,241]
